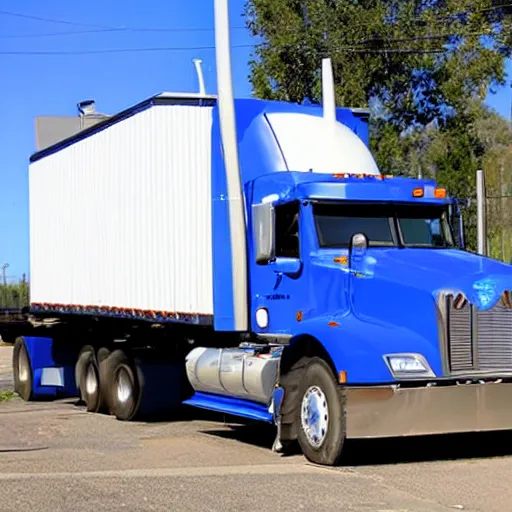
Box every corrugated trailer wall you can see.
[29,103,214,320]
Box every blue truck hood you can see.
[360,248,512,310]
[305,248,512,382]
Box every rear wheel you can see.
[75,345,95,402]
[13,337,33,401]
[80,352,102,412]
[111,359,140,421]
[98,348,116,413]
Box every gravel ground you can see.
[0,344,13,390]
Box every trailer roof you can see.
[30,93,217,163]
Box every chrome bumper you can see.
[346,382,512,438]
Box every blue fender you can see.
[287,314,443,384]
[22,336,78,399]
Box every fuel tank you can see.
[185,346,281,404]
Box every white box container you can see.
[29,98,215,322]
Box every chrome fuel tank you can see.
[185,346,280,404]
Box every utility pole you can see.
[1,263,9,286]
[476,170,487,256]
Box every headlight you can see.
[384,353,435,379]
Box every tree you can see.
[245,0,511,131]
[372,99,512,252]
[245,0,512,254]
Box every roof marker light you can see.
[434,188,447,198]
[413,187,424,198]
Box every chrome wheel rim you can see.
[117,368,132,404]
[85,364,98,395]
[300,385,329,448]
[18,349,29,382]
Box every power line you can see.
[0,8,113,28]
[0,9,246,34]
[0,44,449,56]
[0,27,249,39]
[1,26,505,43]
[0,28,121,39]
[2,3,511,35]
[0,44,254,55]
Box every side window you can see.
[275,202,300,259]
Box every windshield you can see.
[313,202,455,249]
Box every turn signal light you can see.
[413,187,424,198]
[434,188,447,198]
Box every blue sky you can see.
[1,1,511,280]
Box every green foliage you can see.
[245,0,512,130]
[0,283,29,310]
[371,101,512,252]
[0,390,15,402]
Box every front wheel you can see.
[296,357,346,466]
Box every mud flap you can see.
[270,386,285,453]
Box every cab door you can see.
[250,200,307,334]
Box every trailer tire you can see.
[80,352,102,413]
[111,357,141,421]
[75,345,95,401]
[96,347,112,412]
[295,357,346,466]
[13,337,33,401]
[98,348,121,413]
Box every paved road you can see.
[2,345,512,511]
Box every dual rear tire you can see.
[76,348,141,420]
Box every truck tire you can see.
[13,337,33,401]
[109,350,141,421]
[98,348,118,414]
[75,345,95,401]
[279,356,309,449]
[295,357,346,466]
[96,347,111,412]
[80,351,102,413]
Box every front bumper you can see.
[346,381,512,438]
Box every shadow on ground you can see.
[200,421,512,466]
[67,399,512,467]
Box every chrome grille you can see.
[447,305,473,371]
[477,303,512,370]
[447,296,512,373]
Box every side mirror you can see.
[252,202,275,264]
[449,200,465,249]
[450,214,464,248]
[349,233,368,265]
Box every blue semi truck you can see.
[13,7,512,465]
